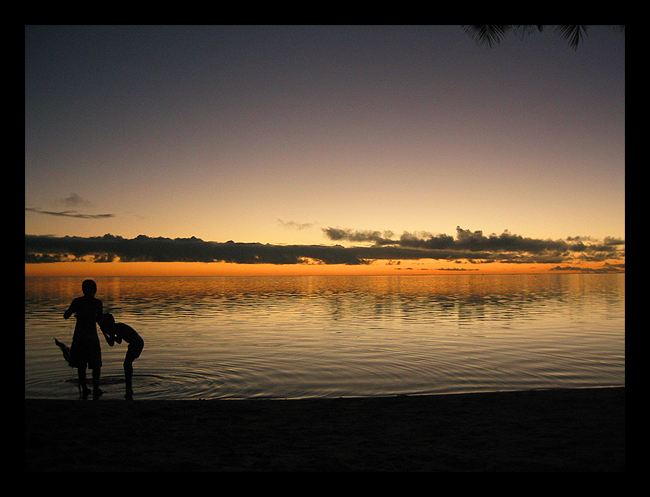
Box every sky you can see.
[25,25,625,276]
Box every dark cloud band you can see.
[323,226,625,254]
[25,227,624,266]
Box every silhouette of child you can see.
[100,313,144,399]
[64,279,103,400]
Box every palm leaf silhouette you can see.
[463,25,624,50]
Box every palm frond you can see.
[554,25,589,50]
[463,25,623,50]
[462,25,513,48]
[511,25,545,39]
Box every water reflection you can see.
[25,274,624,400]
[44,274,622,326]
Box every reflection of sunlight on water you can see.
[25,274,624,400]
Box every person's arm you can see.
[96,300,103,325]
[63,300,75,319]
[102,329,115,346]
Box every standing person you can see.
[100,313,144,399]
[63,279,104,400]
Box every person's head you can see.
[82,279,97,297]
[100,313,115,331]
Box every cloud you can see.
[277,219,316,230]
[23,233,458,265]
[24,234,370,265]
[550,263,625,273]
[24,227,625,267]
[323,226,625,263]
[323,227,395,244]
[25,207,115,219]
[55,193,93,208]
[25,193,115,219]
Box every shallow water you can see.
[25,274,625,400]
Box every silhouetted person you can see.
[100,313,144,400]
[63,279,103,400]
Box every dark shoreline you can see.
[25,387,624,472]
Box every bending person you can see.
[100,313,145,399]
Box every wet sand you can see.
[25,387,624,471]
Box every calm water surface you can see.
[25,274,625,400]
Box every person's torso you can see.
[115,322,143,345]
[72,296,102,330]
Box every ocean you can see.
[25,274,625,400]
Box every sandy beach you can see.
[25,387,624,472]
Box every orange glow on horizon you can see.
[24,259,623,277]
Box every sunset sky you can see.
[25,25,625,276]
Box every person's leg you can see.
[78,365,89,399]
[124,343,142,399]
[124,359,134,399]
[92,367,102,399]
[87,338,103,400]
